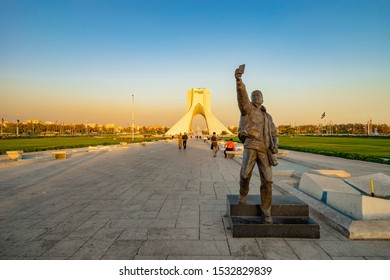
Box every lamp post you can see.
[16,112,20,137]
[132,94,134,141]
[16,119,20,137]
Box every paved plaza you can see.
[1,139,390,260]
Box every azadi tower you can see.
[165,88,232,135]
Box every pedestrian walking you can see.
[182,132,188,149]
[211,132,219,157]
[178,133,183,149]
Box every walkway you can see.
[1,139,389,259]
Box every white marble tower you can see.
[165,88,232,135]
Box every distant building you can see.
[24,119,42,124]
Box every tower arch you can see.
[165,88,232,135]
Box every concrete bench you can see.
[52,151,67,160]
[119,142,129,148]
[6,150,23,160]
[88,146,100,152]
[226,150,243,159]
[277,150,289,158]
[88,145,111,152]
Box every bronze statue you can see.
[235,64,278,224]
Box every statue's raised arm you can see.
[234,64,278,225]
[235,64,251,114]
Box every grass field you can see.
[0,136,159,155]
[279,136,390,164]
[223,135,390,165]
[2,135,390,165]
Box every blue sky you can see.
[1,0,389,128]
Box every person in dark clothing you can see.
[182,133,188,149]
[211,132,219,157]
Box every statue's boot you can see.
[239,176,250,205]
[260,181,273,224]
[239,195,247,204]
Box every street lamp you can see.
[17,119,20,137]
[132,94,134,141]
[16,112,20,137]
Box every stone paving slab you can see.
[138,240,230,256]
[286,240,332,260]
[1,140,390,260]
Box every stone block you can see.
[227,195,320,238]
[311,169,351,178]
[88,145,112,152]
[229,216,320,238]
[344,173,390,199]
[348,220,390,239]
[88,146,100,152]
[298,172,360,202]
[227,195,309,217]
[326,191,390,220]
[277,150,289,158]
[6,150,23,160]
[52,151,67,160]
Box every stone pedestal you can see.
[227,195,320,238]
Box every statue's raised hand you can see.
[235,64,245,81]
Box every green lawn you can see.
[223,135,390,164]
[0,136,159,155]
[2,135,390,165]
[280,136,390,164]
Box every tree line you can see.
[1,121,389,137]
[0,121,170,136]
[278,123,390,135]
